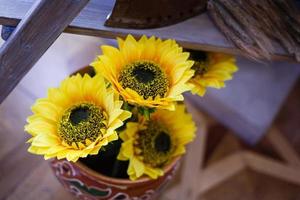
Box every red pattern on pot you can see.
[50,158,179,200]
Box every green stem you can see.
[111,159,122,177]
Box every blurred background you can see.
[0,24,299,200]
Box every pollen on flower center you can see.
[118,61,169,99]
[135,120,174,167]
[58,103,106,146]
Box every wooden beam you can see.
[267,128,300,167]
[0,0,89,104]
[197,152,246,196]
[0,0,296,62]
[244,152,300,185]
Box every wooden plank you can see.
[267,128,300,167]
[244,152,300,185]
[6,161,74,200]
[0,0,294,61]
[197,152,246,196]
[206,132,241,165]
[0,141,43,199]
[0,0,89,104]
[202,169,300,200]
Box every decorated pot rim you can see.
[73,156,180,185]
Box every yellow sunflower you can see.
[187,50,238,96]
[25,74,131,162]
[117,104,196,180]
[91,35,194,110]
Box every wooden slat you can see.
[206,132,241,165]
[0,0,89,104]
[197,152,246,196]
[0,0,294,61]
[244,152,300,185]
[267,128,300,167]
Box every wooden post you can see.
[0,0,89,104]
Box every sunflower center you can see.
[155,132,171,153]
[132,67,155,83]
[69,107,89,125]
[190,50,208,61]
[189,50,209,77]
[135,120,174,167]
[58,103,106,146]
[118,61,169,99]
[192,61,209,76]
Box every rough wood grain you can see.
[0,0,89,104]
[0,0,293,61]
[208,0,300,61]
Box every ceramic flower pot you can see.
[50,157,180,200]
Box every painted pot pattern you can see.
[50,159,179,200]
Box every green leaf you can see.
[137,107,156,120]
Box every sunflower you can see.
[91,35,194,111]
[117,104,196,180]
[25,74,131,162]
[187,50,238,96]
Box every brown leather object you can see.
[105,0,208,29]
